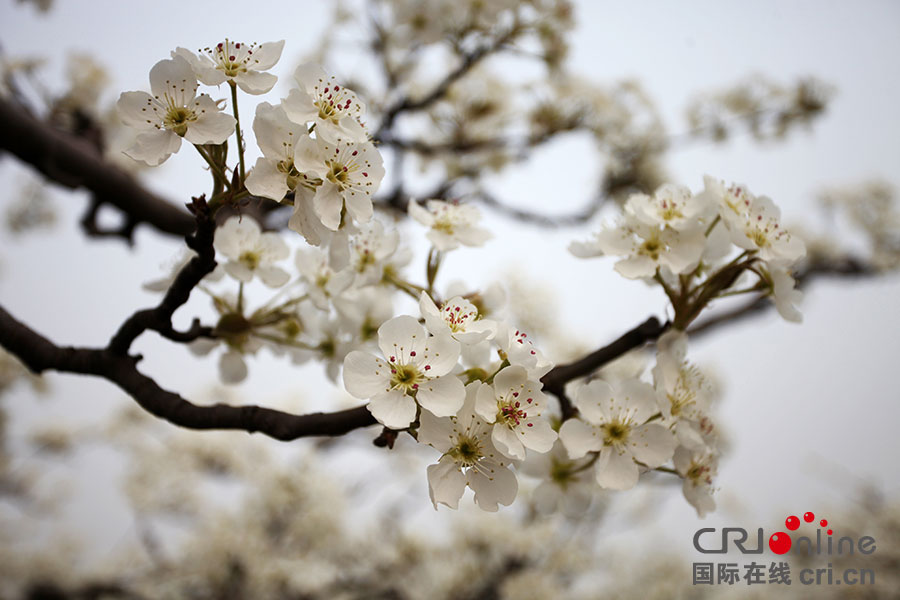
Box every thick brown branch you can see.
[541,316,667,419]
[0,95,194,239]
[0,303,377,441]
[108,198,216,354]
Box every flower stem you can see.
[194,144,231,192]
[229,81,246,185]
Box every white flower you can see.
[497,324,553,379]
[408,199,491,251]
[245,101,319,202]
[346,221,401,286]
[625,183,712,232]
[701,176,805,265]
[342,315,463,429]
[213,216,290,288]
[419,292,497,345]
[418,382,518,511]
[520,440,595,517]
[474,366,557,460]
[189,294,263,385]
[559,379,676,490]
[333,287,393,343]
[117,55,235,166]
[570,212,706,279]
[173,39,284,95]
[652,330,713,452]
[699,175,753,221]
[295,137,385,231]
[674,445,718,518]
[295,247,354,310]
[296,303,353,382]
[282,63,368,143]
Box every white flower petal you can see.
[342,351,389,399]
[235,69,278,95]
[519,418,557,453]
[124,130,181,166]
[595,447,639,490]
[492,424,525,460]
[117,91,157,130]
[245,157,289,201]
[367,390,417,429]
[427,458,466,510]
[468,464,517,512]
[628,423,676,468]
[417,375,465,418]
[559,418,601,459]
[219,350,248,384]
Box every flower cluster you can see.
[125,39,804,518]
[571,177,807,325]
[245,64,384,245]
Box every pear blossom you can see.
[342,315,464,429]
[283,63,368,143]
[626,183,713,231]
[701,176,805,265]
[295,303,354,382]
[295,247,355,310]
[245,101,319,202]
[333,287,393,343]
[288,185,337,247]
[173,39,284,95]
[418,382,518,511]
[726,195,805,264]
[520,440,595,517]
[674,445,718,518]
[213,217,290,288]
[570,212,706,279]
[497,324,553,379]
[699,175,753,221]
[295,137,385,231]
[408,199,491,251]
[419,292,497,345]
[189,293,263,385]
[474,366,557,460]
[117,55,235,166]
[559,379,676,490]
[652,330,714,451]
[345,221,401,285]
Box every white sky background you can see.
[1,0,900,568]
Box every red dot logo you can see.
[803,512,815,523]
[785,515,800,530]
[827,529,833,535]
[820,519,828,527]
[769,532,792,554]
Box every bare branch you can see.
[0,303,377,441]
[541,316,667,419]
[0,95,194,239]
[108,197,216,354]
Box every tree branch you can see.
[0,95,194,240]
[108,197,216,354]
[0,303,377,441]
[541,316,667,419]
